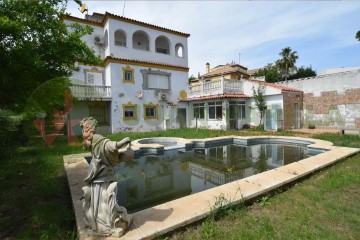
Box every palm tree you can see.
[276,47,298,81]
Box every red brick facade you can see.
[283,91,303,130]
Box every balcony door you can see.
[229,101,245,130]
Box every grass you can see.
[0,129,359,239]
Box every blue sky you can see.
[66,0,360,76]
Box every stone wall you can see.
[278,70,360,128]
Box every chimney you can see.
[205,62,210,74]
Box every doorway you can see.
[177,108,187,128]
[294,103,300,129]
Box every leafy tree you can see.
[0,0,101,114]
[254,63,282,83]
[252,85,267,126]
[276,47,298,81]
[288,65,317,80]
[188,74,196,84]
[356,30,360,41]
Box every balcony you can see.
[187,78,243,99]
[70,84,111,101]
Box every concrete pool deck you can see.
[63,136,360,240]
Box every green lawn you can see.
[0,130,359,239]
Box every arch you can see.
[104,30,108,48]
[114,30,127,47]
[132,30,150,51]
[155,35,170,55]
[175,43,184,57]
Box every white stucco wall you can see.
[277,70,360,97]
[109,62,188,133]
[63,19,105,58]
[106,19,188,67]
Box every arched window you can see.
[104,30,108,48]
[175,43,184,57]
[155,36,170,55]
[114,30,126,47]
[132,30,150,51]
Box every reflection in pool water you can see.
[114,144,315,213]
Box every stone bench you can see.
[340,128,360,136]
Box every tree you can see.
[276,47,298,81]
[252,85,267,127]
[356,30,360,41]
[254,63,282,83]
[0,0,101,114]
[288,65,317,80]
[188,74,196,84]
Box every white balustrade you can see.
[70,84,111,100]
[187,78,243,99]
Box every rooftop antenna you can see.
[122,0,126,17]
[238,53,241,66]
[79,3,88,14]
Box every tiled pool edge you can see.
[63,136,360,240]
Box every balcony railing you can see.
[70,84,111,100]
[187,78,243,99]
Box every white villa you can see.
[63,12,303,135]
[63,12,190,135]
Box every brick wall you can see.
[303,88,360,128]
[304,88,360,114]
[283,91,303,130]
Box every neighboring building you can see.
[277,68,360,129]
[183,75,303,131]
[63,12,190,134]
[191,62,250,85]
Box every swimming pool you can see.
[115,137,326,212]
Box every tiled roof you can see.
[103,56,189,72]
[203,65,249,78]
[62,12,190,37]
[245,79,303,92]
[180,94,250,102]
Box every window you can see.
[125,107,134,118]
[155,36,170,55]
[122,102,137,121]
[141,69,171,91]
[114,30,126,47]
[132,30,150,51]
[146,107,156,117]
[208,101,222,120]
[148,74,169,90]
[122,66,135,83]
[229,101,246,119]
[125,71,132,81]
[89,103,108,125]
[86,70,103,85]
[144,103,158,120]
[175,43,184,57]
[193,103,205,119]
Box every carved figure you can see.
[80,117,132,237]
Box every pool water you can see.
[114,143,314,213]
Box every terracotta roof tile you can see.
[103,56,189,72]
[180,94,250,102]
[62,12,190,37]
[104,12,190,37]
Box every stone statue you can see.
[80,117,133,237]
